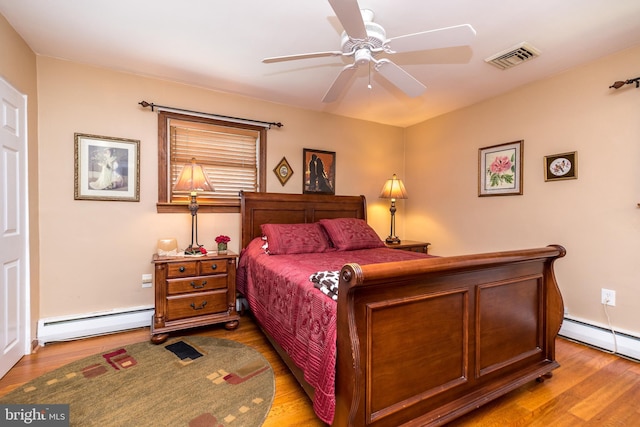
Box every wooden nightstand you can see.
[385,240,431,254]
[150,252,240,344]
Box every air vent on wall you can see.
[485,42,540,70]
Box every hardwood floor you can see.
[1,315,639,426]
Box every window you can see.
[157,111,266,213]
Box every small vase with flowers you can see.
[215,235,230,254]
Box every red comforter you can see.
[237,238,430,424]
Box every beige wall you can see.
[0,15,40,336]
[405,45,640,335]
[36,57,404,319]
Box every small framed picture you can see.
[478,140,523,197]
[303,149,335,194]
[74,133,140,201]
[544,152,577,181]
[273,156,293,186]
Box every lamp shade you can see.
[379,174,408,200]
[173,158,214,193]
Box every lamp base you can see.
[184,245,205,255]
[385,236,401,244]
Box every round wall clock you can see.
[273,157,293,186]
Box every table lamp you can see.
[379,174,408,244]
[173,158,214,254]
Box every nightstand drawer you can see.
[166,262,197,278]
[167,275,228,295]
[166,291,228,321]
[200,259,228,274]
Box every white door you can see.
[0,77,29,379]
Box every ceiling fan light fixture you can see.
[354,48,372,65]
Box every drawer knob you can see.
[211,264,217,270]
[190,281,206,289]
[179,266,186,272]
[190,301,208,310]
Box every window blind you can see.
[169,119,259,201]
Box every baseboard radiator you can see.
[559,317,640,362]
[35,309,640,360]
[37,306,153,346]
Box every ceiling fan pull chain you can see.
[368,63,372,90]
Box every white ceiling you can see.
[1,0,639,127]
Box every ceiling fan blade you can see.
[387,24,476,53]
[263,50,344,63]
[375,59,426,98]
[322,64,358,103]
[328,0,367,40]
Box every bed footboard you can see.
[334,245,566,427]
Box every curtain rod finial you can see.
[139,100,156,111]
[609,77,640,89]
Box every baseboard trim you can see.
[37,306,153,346]
[559,317,640,362]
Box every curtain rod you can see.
[138,101,283,128]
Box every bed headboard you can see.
[240,191,367,249]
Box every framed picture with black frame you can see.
[544,151,577,181]
[303,148,335,194]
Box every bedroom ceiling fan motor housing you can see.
[340,9,386,62]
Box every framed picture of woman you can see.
[74,133,140,201]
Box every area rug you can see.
[0,336,274,426]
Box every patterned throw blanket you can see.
[309,271,340,301]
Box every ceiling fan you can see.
[262,0,476,103]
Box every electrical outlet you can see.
[601,288,616,306]
[142,273,153,288]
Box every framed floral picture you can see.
[544,151,577,181]
[478,140,523,197]
[74,133,140,201]
[303,148,335,194]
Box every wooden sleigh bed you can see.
[238,191,565,426]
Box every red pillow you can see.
[319,218,385,251]
[261,223,334,255]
